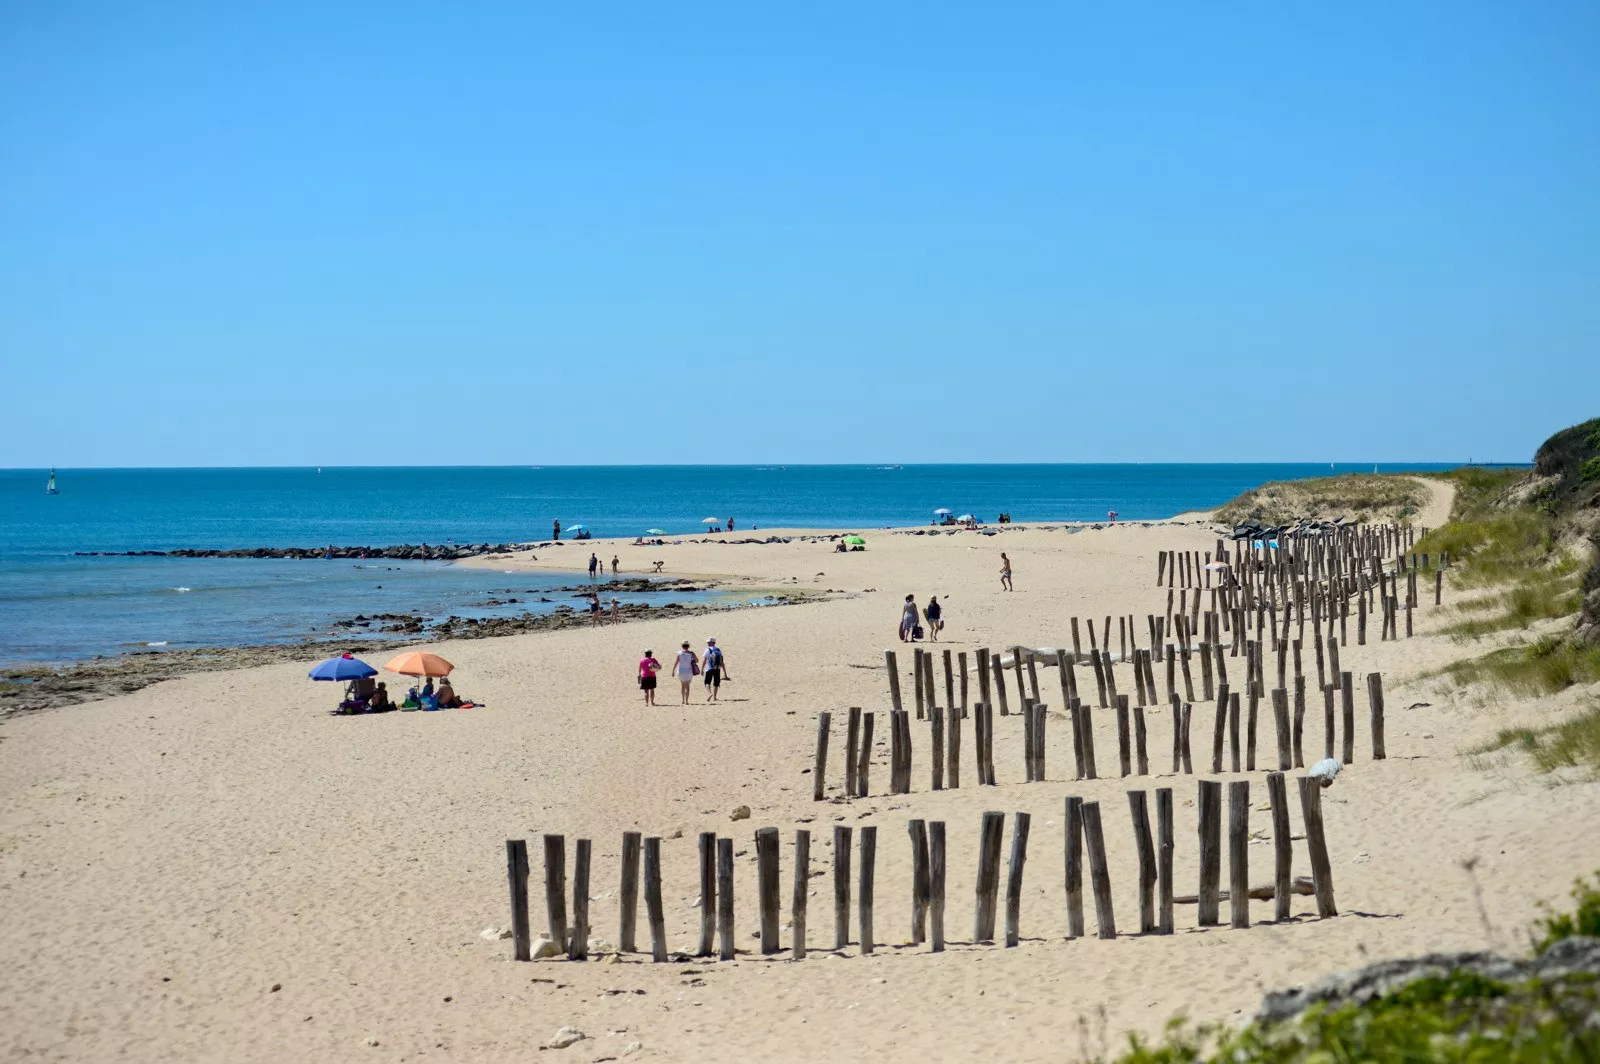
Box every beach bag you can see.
[912,624,925,640]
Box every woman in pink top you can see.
[638,650,662,706]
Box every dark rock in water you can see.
[73,541,542,561]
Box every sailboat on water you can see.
[45,468,60,495]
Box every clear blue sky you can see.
[2,2,1595,467]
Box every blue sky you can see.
[2,2,1595,467]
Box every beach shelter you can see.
[933,508,952,516]
[567,524,587,532]
[383,651,455,677]
[701,517,721,526]
[844,535,866,546]
[957,514,974,522]
[308,653,377,681]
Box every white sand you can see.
[4,477,1597,1063]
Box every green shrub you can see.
[1533,873,1600,954]
[1581,456,1600,484]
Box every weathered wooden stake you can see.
[1117,694,1132,777]
[974,810,1004,942]
[833,825,852,950]
[845,706,861,796]
[1228,781,1250,929]
[1004,812,1031,947]
[1297,776,1338,918]
[856,711,874,797]
[697,831,717,955]
[792,830,810,960]
[716,836,735,960]
[1340,671,1355,764]
[885,649,903,713]
[1197,779,1222,926]
[1367,672,1387,760]
[619,831,641,953]
[1129,789,1156,933]
[1267,772,1292,922]
[1156,787,1175,935]
[507,839,531,961]
[1272,687,1291,771]
[1081,801,1116,939]
[757,826,780,954]
[908,819,930,943]
[929,820,947,952]
[858,826,877,954]
[1064,795,1085,938]
[644,836,668,962]
[813,712,830,801]
[568,838,591,961]
[543,834,568,951]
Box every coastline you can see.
[2,515,1224,719]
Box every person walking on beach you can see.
[589,591,603,625]
[638,649,662,706]
[673,641,699,704]
[588,552,599,580]
[703,638,730,703]
[553,520,561,540]
[726,517,735,532]
[610,597,620,625]
[899,594,921,642]
[1000,552,1014,591]
[611,554,619,577]
[925,595,943,641]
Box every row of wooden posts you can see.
[1156,523,1430,593]
[504,772,1338,962]
[825,646,1388,799]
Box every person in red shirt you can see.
[638,650,662,706]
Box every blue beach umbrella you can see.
[308,654,378,681]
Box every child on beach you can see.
[638,650,662,705]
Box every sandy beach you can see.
[4,478,1598,1063]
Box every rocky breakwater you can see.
[75,543,540,561]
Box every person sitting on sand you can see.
[369,682,392,712]
[421,678,435,699]
[835,540,848,553]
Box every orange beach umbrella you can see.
[383,651,454,677]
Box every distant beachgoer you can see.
[899,595,921,642]
[436,680,462,708]
[925,596,943,641]
[589,591,603,625]
[703,638,730,703]
[369,682,392,712]
[610,597,620,624]
[674,642,699,704]
[1000,553,1013,592]
[639,649,662,705]
[588,553,599,579]
[727,517,734,532]
[1108,510,1118,523]
[422,678,435,699]
[611,555,619,577]
[553,520,561,540]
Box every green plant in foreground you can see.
[1096,874,1600,1063]
[1471,700,1600,778]
[1534,873,1600,954]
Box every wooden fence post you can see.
[697,831,717,955]
[644,837,668,962]
[858,826,877,954]
[1367,672,1387,760]
[974,810,1005,942]
[813,712,830,801]
[568,838,591,960]
[1081,801,1116,939]
[1267,772,1292,922]
[845,707,861,796]
[792,830,810,960]
[757,827,780,954]
[856,711,874,797]
[929,821,947,952]
[1129,790,1156,933]
[1211,682,1230,772]
[1272,687,1291,771]
[1117,695,1132,777]
[543,834,568,951]
[717,836,735,960]
[1340,672,1355,764]
[1228,781,1250,929]
[1292,676,1306,769]
[909,819,930,944]
[1197,780,1222,926]
[619,831,641,953]
[1156,788,1174,935]
[1064,795,1085,939]
[1297,776,1338,917]
[885,649,902,713]
[506,839,531,961]
[1005,811,1031,947]
[948,698,961,788]
[931,706,946,790]
[833,825,852,951]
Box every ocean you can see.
[1,464,1465,665]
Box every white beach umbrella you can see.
[702,517,721,525]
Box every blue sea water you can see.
[1,464,1469,665]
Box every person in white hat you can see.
[703,638,730,703]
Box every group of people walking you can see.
[898,594,944,642]
[637,638,731,705]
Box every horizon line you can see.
[1,460,1529,473]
